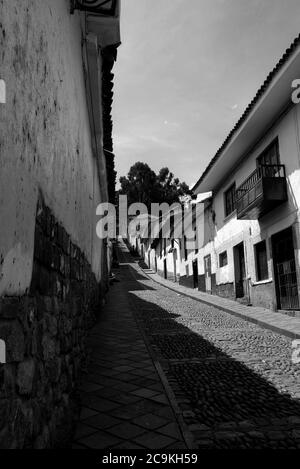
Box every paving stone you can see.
[148,382,165,392]
[113,365,136,372]
[98,368,121,377]
[134,432,175,449]
[132,413,168,430]
[287,416,300,425]
[92,376,122,387]
[80,382,104,393]
[131,388,159,399]
[166,441,188,449]
[113,372,139,382]
[93,387,121,400]
[79,431,122,449]
[84,374,104,385]
[267,431,286,440]
[112,441,146,449]
[83,396,120,413]
[108,422,146,440]
[238,420,255,430]
[196,439,214,449]
[79,407,98,421]
[74,423,97,440]
[130,368,154,377]
[112,382,139,392]
[189,423,210,432]
[129,378,158,388]
[109,393,142,406]
[84,413,122,430]
[149,393,169,404]
[157,422,183,440]
[152,406,175,420]
[110,406,147,420]
[247,431,265,439]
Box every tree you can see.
[119,162,191,209]
[119,162,157,207]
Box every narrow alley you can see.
[73,241,300,450]
[2,0,300,455]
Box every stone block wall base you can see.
[0,194,102,448]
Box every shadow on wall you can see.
[0,195,103,449]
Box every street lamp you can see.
[70,0,117,15]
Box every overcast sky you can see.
[113,0,300,188]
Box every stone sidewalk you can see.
[141,268,300,340]
[72,248,187,449]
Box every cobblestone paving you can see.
[123,251,300,449]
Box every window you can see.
[192,205,197,231]
[194,226,198,255]
[184,235,188,261]
[255,240,268,281]
[224,183,236,217]
[219,251,228,268]
[257,139,280,167]
[257,139,280,177]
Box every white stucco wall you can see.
[0,0,106,295]
[194,103,300,305]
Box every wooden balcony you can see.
[236,165,287,220]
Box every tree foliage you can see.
[119,162,191,208]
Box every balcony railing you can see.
[236,164,287,219]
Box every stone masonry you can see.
[0,194,102,448]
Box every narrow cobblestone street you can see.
[74,241,300,450]
[72,242,187,450]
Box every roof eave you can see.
[193,36,300,194]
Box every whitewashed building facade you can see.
[131,34,300,314]
[191,34,300,312]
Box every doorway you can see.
[204,255,212,293]
[233,242,246,298]
[272,227,299,310]
[163,259,167,279]
[192,260,198,289]
[173,251,177,282]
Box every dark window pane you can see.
[219,251,228,268]
[257,139,280,177]
[224,184,236,217]
[255,241,268,281]
[184,235,188,260]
